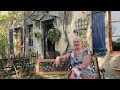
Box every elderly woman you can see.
[54,37,96,79]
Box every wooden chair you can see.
[35,56,105,79]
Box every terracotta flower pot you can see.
[112,67,120,79]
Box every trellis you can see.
[74,17,89,36]
[73,17,89,48]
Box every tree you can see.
[0,11,24,58]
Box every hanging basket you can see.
[47,28,61,44]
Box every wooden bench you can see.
[35,56,105,79]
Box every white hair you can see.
[73,36,83,43]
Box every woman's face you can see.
[73,39,82,49]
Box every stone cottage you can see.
[9,11,120,78]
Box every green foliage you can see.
[47,28,61,44]
[24,11,34,20]
[73,30,84,37]
[112,41,120,51]
[26,11,34,16]
[0,11,24,58]
[0,11,19,22]
[93,52,101,57]
[0,29,9,57]
[30,31,42,38]
[79,32,83,37]
[0,15,7,21]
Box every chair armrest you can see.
[100,69,105,73]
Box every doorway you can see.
[43,19,56,59]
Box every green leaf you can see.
[79,32,83,37]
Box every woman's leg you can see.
[69,67,83,79]
[69,70,76,79]
[86,75,95,79]
[81,69,96,79]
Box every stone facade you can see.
[24,11,92,55]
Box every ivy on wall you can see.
[30,31,42,39]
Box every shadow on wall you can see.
[100,55,120,79]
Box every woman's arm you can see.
[80,49,91,68]
[57,53,71,60]
[54,53,71,67]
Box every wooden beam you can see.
[35,60,40,73]
[36,59,67,62]
[111,20,120,23]
[112,36,120,37]
[110,51,120,56]
[36,71,70,75]
[108,11,113,53]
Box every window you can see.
[28,25,33,46]
[109,11,120,52]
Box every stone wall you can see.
[24,11,92,56]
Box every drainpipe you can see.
[23,11,26,55]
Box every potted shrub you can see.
[112,67,120,79]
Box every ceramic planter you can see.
[112,67,120,79]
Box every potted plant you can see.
[30,31,42,39]
[47,28,61,44]
[112,67,120,79]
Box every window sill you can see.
[110,51,120,56]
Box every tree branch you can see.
[62,11,70,55]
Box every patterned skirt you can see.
[68,65,96,79]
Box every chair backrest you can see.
[35,59,71,75]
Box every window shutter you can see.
[9,29,14,54]
[92,11,106,56]
[28,25,33,46]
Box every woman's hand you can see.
[54,56,60,67]
[53,54,70,67]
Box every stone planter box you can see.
[112,67,120,79]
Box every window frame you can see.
[108,11,120,54]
